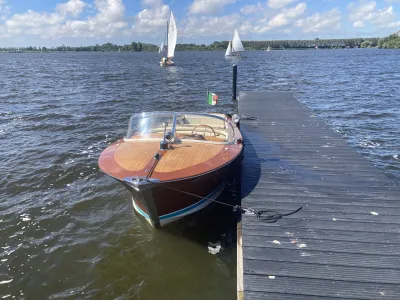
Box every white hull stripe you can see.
[132,184,223,225]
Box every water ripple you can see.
[0,50,398,299]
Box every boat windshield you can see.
[127,112,174,139]
[126,112,235,144]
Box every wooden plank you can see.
[115,140,225,173]
[243,225,400,244]
[155,143,224,172]
[244,247,400,269]
[245,275,400,299]
[114,141,159,171]
[244,291,345,300]
[244,259,400,284]
[238,91,400,300]
[237,221,243,300]
[242,234,400,256]
[242,217,400,233]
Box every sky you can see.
[0,0,399,47]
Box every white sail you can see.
[167,12,177,58]
[225,41,232,56]
[158,41,164,54]
[232,29,245,53]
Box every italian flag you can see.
[207,92,219,106]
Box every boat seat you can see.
[178,115,226,128]
[174,127,228,139]
[126,125,230,142]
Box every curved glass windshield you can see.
[126,112,234,144]
[127,112,174,139]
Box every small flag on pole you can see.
[207,91,219,106]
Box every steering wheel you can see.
[191,125,216,137]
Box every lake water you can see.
[0,49,399,299]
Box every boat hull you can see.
[123,162,233,227]
[98,112,244,228]
[160,60,175,67]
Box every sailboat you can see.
[225,29,245,57]
[265,46,271,52]
[158,41,166,56]
[160,12,177,67]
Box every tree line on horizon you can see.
[1,33,399,53]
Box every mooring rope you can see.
[144,178,302,223]
[240,115,258,121]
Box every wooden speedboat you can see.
[98,112,243,228]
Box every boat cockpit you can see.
[125,112,236,144]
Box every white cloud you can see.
[0,0,11,21]
[182,14,242,37]
[348,0,375,27]
[268,0,296,9]
[4,0,85,33]
[131,0,170,36]
[6,11,65,33]
[348,1,400,28]
[58,1,127,38]
[1,0,397,45]
[296,8,341,33]
[58,0,127,37]
[56,0,86,17]
[268,14,289,27]
[252,3,307,33]
[4,0,85,32]
[368,6,399,27]
[189,0,236,15]
[2,0,127,39]
[284,2,307,18]
[141,0,163,6]
[238,20,253,34]
[353,20,365,27]
[240,2,262,15]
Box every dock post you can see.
[232,65,237,101]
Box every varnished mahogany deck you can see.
[155,143,225,172]
[114,142,159,171]
[114,139,225,173]
[99,120,243,181]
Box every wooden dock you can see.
[237,91,400,300]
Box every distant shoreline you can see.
[0,47,394,54]
[1,33,399,52]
